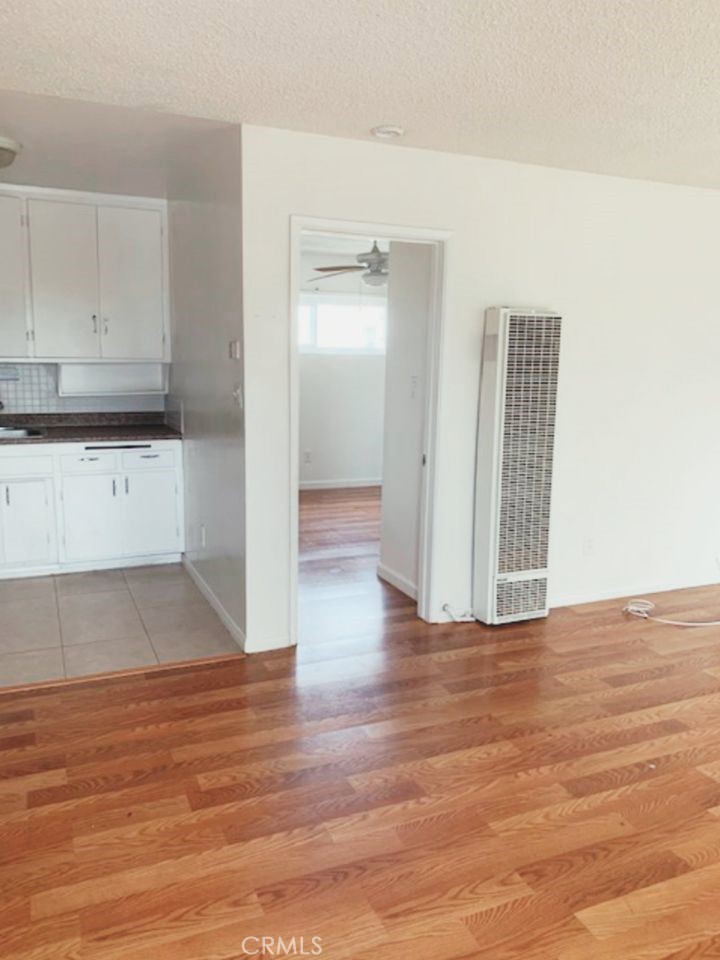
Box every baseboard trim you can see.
[377,562,418,600]
[0,553,182,581]
[299,479,382,491]
[183,558,246,652]
[550,574,720,609]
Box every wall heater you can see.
[473,307,562,625]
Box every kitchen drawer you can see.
[61,452,118,474]
[0,455,53,478]
[122,449,175,470]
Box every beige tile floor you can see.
[0,565,242,687]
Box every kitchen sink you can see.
[0,426,46,439]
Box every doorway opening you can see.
[290,220,447,647]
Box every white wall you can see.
[299,353,384,488]
[242,124,720,650]
[378,242,433,599]
[299,249,386,489]
[167,125,246,646]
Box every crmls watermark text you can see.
[240,935,323,956]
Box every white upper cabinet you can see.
[3,188,169,362]
[98,206,165,360]
[29,199,101,358]
[0,195,28,356]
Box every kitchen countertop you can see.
[0,413,182,446]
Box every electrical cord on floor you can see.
[623,598,720,627]
[442,603,474,622]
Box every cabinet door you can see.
[0,196,28,357]
[29,200,100,358]
[61,474,124,562]
[122,471,180,557]
[98,206,164,360]
[1,480,56,566]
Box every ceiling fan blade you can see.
[313,265,365,272]
[307,268,367,281]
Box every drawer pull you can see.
[80,457,100,462]
[140,454,160,459]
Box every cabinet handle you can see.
[140,454,159,459]
[80,456,100,462]
[125,476,130,495]
[4,487,8,507]
[92,315,98,334]
[112,478,117,497]
[104,318,110,335]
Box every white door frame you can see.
[289,216,451,645]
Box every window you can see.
[298,295,386,353]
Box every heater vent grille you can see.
[497,314,561,575]
[496,577,548,619]
[473,306,562,626]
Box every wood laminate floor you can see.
[4,490,720,956]
[299,486,415,647]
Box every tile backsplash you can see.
[0,364,164,414]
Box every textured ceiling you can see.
[2,0,720,188]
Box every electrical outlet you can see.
[303,450,312,464]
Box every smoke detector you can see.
[0,136,21,169]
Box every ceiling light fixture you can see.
[371,124,404,140]
[0,135,21,169]
[362,271,388,287]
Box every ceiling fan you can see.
[309,241,389,287]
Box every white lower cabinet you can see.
[62,473,125,563]
[122,471,180,557]
[0,479,56,567]
[63,470,180,562]
[0,440,183,578]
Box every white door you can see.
[378,242,433,599]
[29,200,100,358]
[0,196,29,357]
[98,206,164,360]
[122,471,180,556]
[61,474,124,562]
[1,480,56,566]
